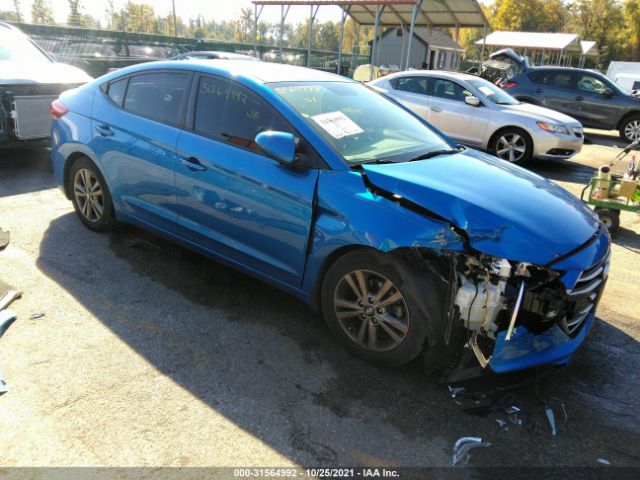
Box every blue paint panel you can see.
[362,148,600,266]
[490,315,594,373]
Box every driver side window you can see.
[194,76,293,152]
[576,74,607,94]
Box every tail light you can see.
[50,99,69,119]
[501,81,518,89]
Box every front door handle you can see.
[180,156,207,172]
[430,106,442,113]
[575,96,584,101]
[535,88,544,93]
[95,124,114,137]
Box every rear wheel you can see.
[69,156,115,232]
[595,207,620,233]
[619,114,640,143]
[320,250,441,367]
[491,128,533,164]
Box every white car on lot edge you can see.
[369,70,584,164]
[0,21,92,147]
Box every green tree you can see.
[568,0,625,65]
[491,0,568,31]
[624,0,640,60]
[31,0,54,25]
[13,0,21,22]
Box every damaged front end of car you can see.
[353,151,611,379]
[441,242,608,379]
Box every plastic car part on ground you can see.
[452,437,491,466]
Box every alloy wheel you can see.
[624,120,640,142]
[73,168,104,223]
[333,269,409,352]
[495,133,527,163]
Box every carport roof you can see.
[476,31,582,53]
[251,1,489,28]
[581,40,599,57]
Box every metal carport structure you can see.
[475,31,598,68]
[251,0,489,77]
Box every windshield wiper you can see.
[408,146,464,162]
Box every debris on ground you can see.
[0,228,9,251]
[452,437,491,466]
[0,310,17,339]
[597,458,611,465]
[0,367,7,395]
[29,312,45,320]
[448,386,465,398]
[545,397,568,436]
[496,419,508,429]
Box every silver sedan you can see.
[369,71,584,164]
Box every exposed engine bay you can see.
[449,251,608,372]
[0,83,83,147]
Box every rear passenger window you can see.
[392,76,427,95]
[534,71,572,88]
[431,78,472,102]
[194,76,293,152]
[123,72,189,125]
[107,78,127,107]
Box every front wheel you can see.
[320,250,442,367]
[619,114,640,143]
[491,128,533,164]
[595,207,620,233]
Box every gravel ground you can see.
[0,133,638,469]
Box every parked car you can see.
[0,22,92,147]
[492,49,640,143]
[50,60,610,377]
[370,71,584,164]
[171,51,260,61]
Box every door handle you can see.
[180,156,207,172]
[575,96,584,101]
[535,88,544,93]
[430,106,442,113]
[94,124,114,137]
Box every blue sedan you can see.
[50,60,610,375]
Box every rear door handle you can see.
[94,124,114,137]
[180,156,207,172]
[575,96,584,101]
[430,106,442,113]
[535,88,544,93]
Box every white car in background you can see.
[369,71,584,164]
[0,22,92,147]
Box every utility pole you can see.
[172,0,178,37]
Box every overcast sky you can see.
[17,0,493,26]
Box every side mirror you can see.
[602,88,614,98]
[255,131,296,164]
[465,96,481,107]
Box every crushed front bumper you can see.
[489,314,594,373]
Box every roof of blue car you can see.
[122,59,351,84]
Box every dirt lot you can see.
[0,133,639,469]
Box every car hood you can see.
[0,61,92,85]
[362,149,600,265]
[499,102,581,126]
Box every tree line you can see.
[463,0,640,65]
[0,1,373,54]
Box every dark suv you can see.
[491,50,640,142]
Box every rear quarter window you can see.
[106,78,128,107]
[122,72,190,125]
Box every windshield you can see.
[269,81,450,164]
[0,28,52,64]
[468,79,519,105]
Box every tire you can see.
[320,250,443,367]
[68,156,115,232]
[491,128,533,164]
[595,207,620,233]
[619,114,640,143]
